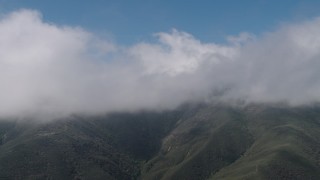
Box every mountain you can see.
[0,104,320,179]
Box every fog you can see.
[1,9,320,119]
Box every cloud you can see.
[225,18,320,104]
[1,9,320,120]
[227,32,255,46]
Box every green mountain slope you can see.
[212,105,320,180]
[141,106,254,180]
[0,119,140,179]
[0,104,320,179]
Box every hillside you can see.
[0,104,320,179]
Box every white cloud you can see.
[129,29,236,75]
[227,32,255,46]
[1,9,320,120]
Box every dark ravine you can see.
[0,104,320,179]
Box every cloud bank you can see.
[1,9,320,119]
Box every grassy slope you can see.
[141,106,254,180]
[0,107,188,180]
[0,104,320,179]
[211,105,320,180]
[141,105,320,180]
[0,119,141,180]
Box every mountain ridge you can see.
[0,104,320,179]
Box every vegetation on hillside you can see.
[0,104,320,179]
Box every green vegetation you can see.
[0,104,320,179]
[212,105,320,180]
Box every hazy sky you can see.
[1,1,320,120]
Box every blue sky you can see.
[1,0,320,44]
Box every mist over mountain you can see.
[1,9,320,120]
[1,5,320,179]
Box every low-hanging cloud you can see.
[1,9,320,120]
